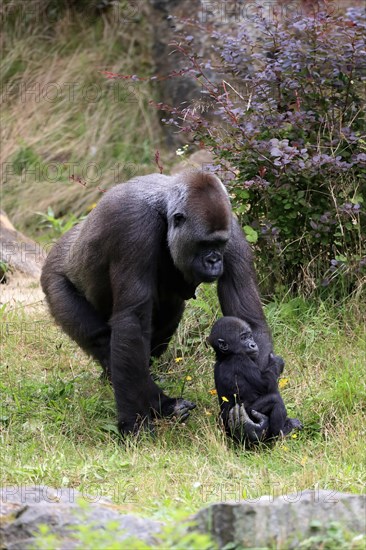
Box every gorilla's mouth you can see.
[200,273,221,283]
[199,259,224,283]
[193,263,223,284]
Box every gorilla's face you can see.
[169,214,230,284]
[190,235,228,283]
[167,174,232,286]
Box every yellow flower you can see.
[279,378,289,389]
[186,375,192,381]
[282,445,289,452]
[175,357,183,363]
[301,456,308,466]
[205,410,212,416]
[209,389,217,395]
[291,433,298,439]
[222,396,229,403]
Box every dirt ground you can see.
[1,273,45,311]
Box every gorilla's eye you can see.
[173,213,186,227]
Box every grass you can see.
[1,5,161,236]
[1,288,365,520]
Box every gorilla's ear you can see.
[218,338,229,352]
[173,213,186,228]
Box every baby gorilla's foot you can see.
[281,417,303,436]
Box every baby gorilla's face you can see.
[239,326,259,358]
[208,316,259,358]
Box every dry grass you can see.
[1,8,161,233]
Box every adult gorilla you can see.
[41,171,274,437]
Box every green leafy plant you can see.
[32,511,216,550]
[37,207,85,238]
[298,521,365,549]
[0,260,11,283]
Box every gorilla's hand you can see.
[268,352,285,377]
[171,398,196,422]
[227,404,269,443]
[154,398,196,422]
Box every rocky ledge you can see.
[1,486,365,549]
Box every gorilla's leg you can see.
[149,299,196,421]
[268,353,285,378]
[110,309,155,434]
[44,274,111,376]
[150,298,185,359]
[109,306,195,433]
[251,394,303,437]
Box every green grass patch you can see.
[1,292,365,520]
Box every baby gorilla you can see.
[208,316,302,441]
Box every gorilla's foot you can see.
[281,417,303,437]
[118,413,154,438]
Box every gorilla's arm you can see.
[218,218,273,441]
[218,218,273,370]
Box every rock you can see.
[0,210,44,280]
[192,490,366,549]
[2,487,365,549]
[0,486,163,549]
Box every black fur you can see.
[41,171,274,436]
[208,317,302,440]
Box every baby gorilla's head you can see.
[208,316,259,358]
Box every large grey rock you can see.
[192,490,366,549]
[0,486,162,549]
[2,487,365,549]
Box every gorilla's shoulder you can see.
[94,173,175,209]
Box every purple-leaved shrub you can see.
[158,7,366,296]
